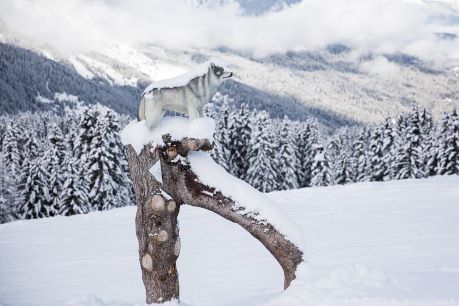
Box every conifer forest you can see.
[1,101,458,224]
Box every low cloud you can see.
[0,0,458,59]
[360,56,401,76]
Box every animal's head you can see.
[209,62,233,84]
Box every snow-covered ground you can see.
[1,176,459,306]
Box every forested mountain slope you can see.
[2,38,458,129]
[0,43,141,115]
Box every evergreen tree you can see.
[381,118,395,180]
[295,119,319,187]
[246,112,278,192]
[59,156,90,216]
[394,108,424,179]
[0,194,12,224]
[310,144,332,187]
[87,111,132,210]
[47,123,66,164]
[212,101,232,171]
[103,110,134,205]
[329,130,353,185]
[0,153,15,223]
[23,133,40,160]
[420,109,435,177]
[16,157,51,219]
[1,122,20,206]
[75,108,100,168]
[366,127,385,181]
[437,110,459,175]
[1,122,20,176]
[228,104,252,180]
[275,117,298,190]
[351,128,370,182]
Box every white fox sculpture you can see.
[138,61,233,130]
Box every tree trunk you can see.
[125,135,303,304]
[125,145,180,304]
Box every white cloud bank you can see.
[0,0,458,59]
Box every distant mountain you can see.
[1,39,458,131]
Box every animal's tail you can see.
[138,97,145,122]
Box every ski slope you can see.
[1,176,459,306]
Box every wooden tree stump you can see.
[125,134,304,304]
[125,145,180,304]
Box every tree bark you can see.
[125,145,180,304]
[158,136,304,289]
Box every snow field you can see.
[1,176,459,305]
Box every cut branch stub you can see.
[142,253,153,271]
[167,200,177,212]
[151,194,166,211]
[166,146,178,159]
[156,229,169,242]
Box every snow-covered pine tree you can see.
[203,102,215,119]
[103,110,133,205]
[0,194,12,224]
[246,111,278,192]
[16,157,52,219]
[47,122,67,165]
[366,127,385,181]
[1,122,20,176]
[310,144,332,187]
[41,124,66,216]
[419,108,435,176]
[381,118,395,180]
[87,110,132,211]
[58,156,90,216]
[1,122,20,207]
[328,130,353,185]
[75,107,100,168]
[23,133,40,160]
[437,110,459,175]
[212,100,232,171]
[0,153,15,223]
[394,107,424,179]
[275,117,299,190]
[351,127,370,182]
[228,104,252,180]
[295,119,319,187]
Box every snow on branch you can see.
[188,151,305,251]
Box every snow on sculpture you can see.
[138,60,233,130]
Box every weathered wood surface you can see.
[125,145,180,304]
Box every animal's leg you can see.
[138,97,146,121]
[187,105,201,120]
[145,100,164,130]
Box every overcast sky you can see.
[1,0,458,60]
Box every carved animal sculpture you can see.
[138,61,233,129]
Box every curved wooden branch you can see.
[158,137,304,288]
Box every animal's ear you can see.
[210,62,215,69]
